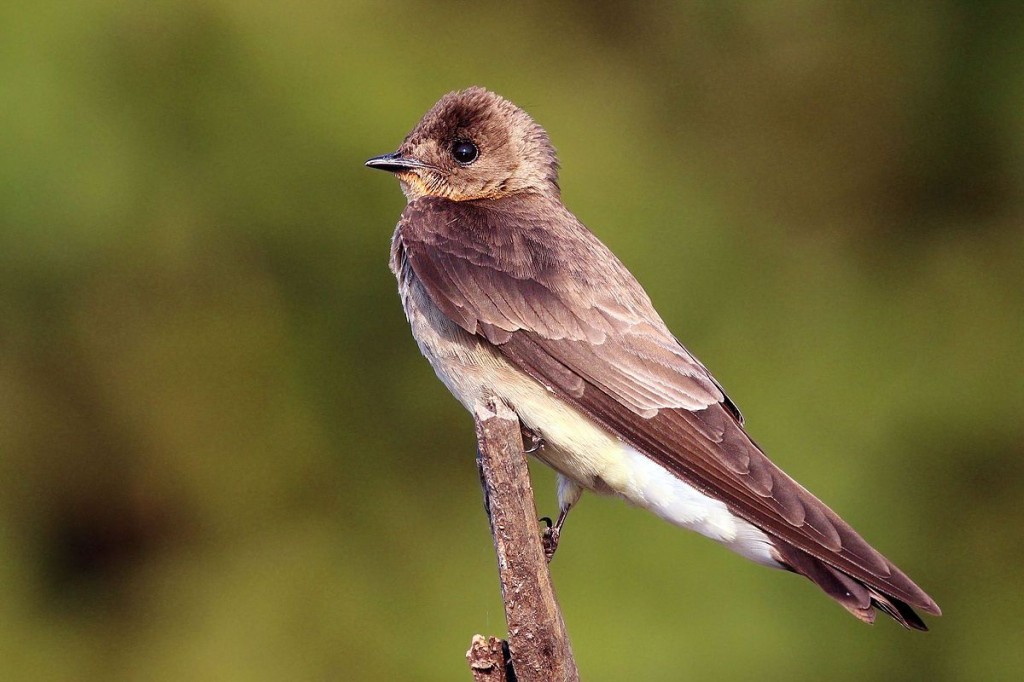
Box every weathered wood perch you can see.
[468,398,580,682]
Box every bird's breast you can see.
[393,244,620,485]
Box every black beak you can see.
[365,151,432,173]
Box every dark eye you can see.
[452,140,479,165]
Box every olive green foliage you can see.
[1,2,1022,680]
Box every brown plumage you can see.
[367,87,941,630]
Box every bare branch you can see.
[470,397,580,682]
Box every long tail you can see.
[771,541,938,630]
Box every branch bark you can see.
[466,635,511,682]
[470,398,580,682]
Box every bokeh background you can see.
[2,2,1022,680]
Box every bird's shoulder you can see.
[397,195,587,279]
[393,193,662,341]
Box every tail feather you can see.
[869,590,929,631]
[772,542,931,631]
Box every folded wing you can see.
[396,195,940,627]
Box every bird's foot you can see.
[520,425,545,454]
[540,516,561,562]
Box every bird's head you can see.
[366,87,559,202]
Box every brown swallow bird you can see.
[366,87,940,629]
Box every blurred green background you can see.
[2,2,1022,680]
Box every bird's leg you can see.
[516,421,564,557]
[541,505,572,562]
[520,423,545,454]
[542,475,581,562]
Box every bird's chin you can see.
[397,171,455,202]
[396,171,428,201]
